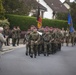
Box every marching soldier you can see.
[51,29,59,54]
[65,28,70,46]
[70,31,75,46]
[16,26,21,46]
[57,29,63,51]
[61,27,65,46]
[25,30,31,56]
[12,27,17,46]
[37,27,45,55]
[30,28,40,58]
[3,26,10,46]
[43,29,52,56]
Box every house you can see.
[28,0,47,18]
[36,0,68,19]
[63,0,70,10]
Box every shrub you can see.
[0,19,10,26]
[5,14,69,30]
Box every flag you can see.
[37,6,42,28]
[68,13,72,25]
[68,13,74,32]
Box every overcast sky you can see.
[60,0,74,2]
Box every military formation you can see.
[1,25,76,57]
[24,25,76,58]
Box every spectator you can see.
[0,27,6,52]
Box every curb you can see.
[0,44,25,54]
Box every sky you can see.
[60,0,74,2]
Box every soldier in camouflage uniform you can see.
[43,29,52,56]
[51,29,59,54]
[16,26,21,46]
[61,28,65,46]
[3,26,10,46]
[12,27,17,46]
[30,28,40,58]
[25,30,31,56]
[70,31,75,46]
[65,28,70,46]
[57,29,63,51]
[37,27,45,56]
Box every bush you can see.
[0,19,10,26]
[42,19,69,29]
[5,14,69,30]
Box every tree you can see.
[0,0,5,19]
[70,1,76,28]
[3,0,24,14]
[2,0,38,15]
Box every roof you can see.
[44,0,68,13]
[63,1,70,5]
[22,0,47,11]
[38,3,47,11]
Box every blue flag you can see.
[68,13,72,25]
[68,13,74,32]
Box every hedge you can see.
[5,14,69,30]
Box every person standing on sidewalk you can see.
[0,27,6,51]
[3,26,10,46]
[12,26,17,46]
[16,26,21,46]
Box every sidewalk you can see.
[0,44,25,54]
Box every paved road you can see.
[0,45,76,75]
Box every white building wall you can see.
[36,0,53,19]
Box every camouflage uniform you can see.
[37,29,45,55]
[3,26,10,45]
[57,30,63,51]
[70,32,75,46]
[12,27,17,46]
[16,27,21,46]
[65,29,70,46]
[30,29,40,58]
[51,30,59,54]
[25,31,31,56]
[43,31,52,56]
[3,28,10,46]
[61,29,65,46]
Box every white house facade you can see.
[36,0,68,19]
[29,0,68,19]
[36,0,53,19]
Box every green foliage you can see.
[0,0,5,19]
[3,0,38,15]
[70,2,76,29]
[56,12,68,20]
[3,0,24,14]
[5,14,37,30]
[5,14,69,30]
[0,19,10,26]
[43,19,69,29]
